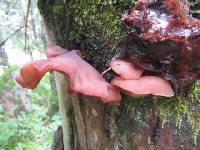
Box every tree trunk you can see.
[0,45,9,68]
[38,0,200,149]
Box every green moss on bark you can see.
[38,0,135,71]
[38,0,70,47]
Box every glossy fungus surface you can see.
[119,0,200,96]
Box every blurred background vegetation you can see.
[0,0,60,149]
[0,0,200,149]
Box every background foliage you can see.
[0,68,61,150]
[0,0,60,149]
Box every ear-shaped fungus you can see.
[111,59,144,79]
[110,59,174,97]
[16,46,121,103]
[112,76,174,97]
[46,45,67,58]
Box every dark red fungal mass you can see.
[119,0,200,96]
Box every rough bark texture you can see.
[51,126,64,150]
[0,45,9,67]
[38,0,200,149]
[55,73,73,150]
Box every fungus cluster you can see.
[16,0,200,103]
[16,46,121,103]
[111,60,174,97]
[119,0,200,96]
[16,45,173,103]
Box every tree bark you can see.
[0,46,9,67]
[38,0,200,149]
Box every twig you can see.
[24,0,31,52]
[101,67,112,77]
[0,26,23,48]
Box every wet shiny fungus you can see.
[118,0,200,96]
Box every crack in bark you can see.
[79,97,89,150]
